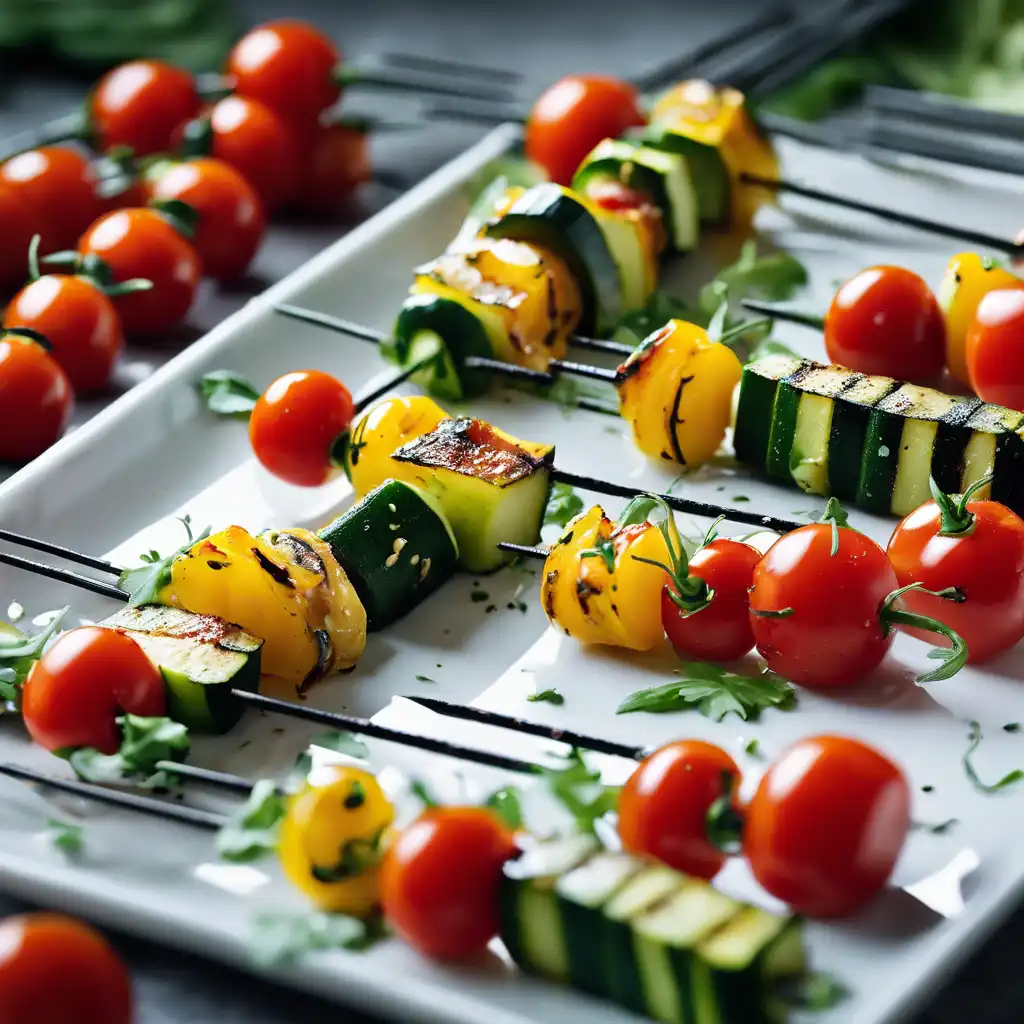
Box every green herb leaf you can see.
[484,786,524,830]
[612,291,694,347]
[748,337,802,363]
[779,971,850,1010]
[47,819,84,856]
[216,779,287,863]
[249,911,384,968]
[0,606,69,695]
[118,516,211,608]
[963,721,1024,794]
[580,534,616,573]
[744,738,762,757]
[414,674,435,683]
[471,589,490,603]
[715,242,808,302]
[542,748,619,835]
[528,688,564,706]
[410,779,440,807]
[309,731,369,760]
[69,715,190,789]
[543,482,584,529]
[617,663,796,721]
[197,370,261,420]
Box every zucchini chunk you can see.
[391,417,555,572]
[101,605,262,734]
[318,479,459,632]
[958,403,1024,505]
[500,840,805,1024]
[732,354,803,468]
[573,138,700,253]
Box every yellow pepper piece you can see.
[345,395,448,499]
[937,252,1023,386]
[540,504,671,651]
[278,765,394,915]
[617,318,743,470]
[650,79,778,229]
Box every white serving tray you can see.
[3,123,1024,1024]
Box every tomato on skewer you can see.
[301,123,372,214]
[0,331,73,462]
[966,287,1024,411]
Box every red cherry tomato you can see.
[0,333,73,462]
[227,20,340,125]
[3,276,123,393]
[22,626,164,754]
[966,288,1024,410]
[743,735,911,917]
[248,370,354,487]
[0,148,103,255]
[618,740,739,880]
[887,486,1024,663]
[300,123,371,214]
[525,75,646,186]
[90,60,201,156]
[145,158,265,281]
[380,806,516,960]
[0,913,132,1024]
[77,208,201,334]
[748,516,899,687]
[662,538,761,661]
[825,266,946,381]
[0,183,36,290]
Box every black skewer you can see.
[378,52,523,84]
[352,354,438,412]
[463,354,618,385]
[0,550,126,602]
[864,85,1024,141]
[403,696,645,761]
[741,298,824,331]
[0,762,224,830]
[337,65,519,105]
[155,760,257,796]
[0,530,121,576]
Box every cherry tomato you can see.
[662,538,761,661]
[227,20,341,125]
[180,96,309,212]
[380,806,516,960]
[145,158,265,281]
[0,183,36,291]
[743,735,911,917]
[825,266,945,381]
[618,740,739,880]
[249,370,354,487]
[966,288,1024,410]
[90,60,201,156]
[22,626,164,754]
[3,275,123,393]
[300,123,371,214]
[0,332,73,462]
[887,486,1024,663]
[0,148,103,255]
[525,75,646,186]
[0,913,132,1024]
[748,515,899,687]
[77,208,201,334]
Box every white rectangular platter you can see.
[3,122,1024,1024]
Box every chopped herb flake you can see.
[1004,723,1021,733]
[471,589,490,603]
[963,721,1024,794]
[249,911,384,968]
[47,819,84,856]
[414,674,435,683]
[528,688,564,706]
[216,779,287,863]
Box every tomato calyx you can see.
[148,197,199,239]
[92,146,141,202]
[930,473,993,537]
[178,114,215,159]
[704,770,744,854]
[878,582,969,682]
[38,239,153,298]
[0,325,53,352]
[819,496,852,556]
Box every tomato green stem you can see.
[0,327,53,351]
[930,473,994,536]
[717,317,773,347]
[149,198,200,240]
[819,497,850,556]
[706,770,743,853]
[701,515,726,548]
[879,583,968,683]
[26,234,41,282]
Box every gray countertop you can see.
[1,1,1021,1020]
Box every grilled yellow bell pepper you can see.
[161,525,366,688]
[650,80,778,228]
[541,502,673,651]
[938,252,1023,386]
[617,319,743,470]
[278,765,394,915]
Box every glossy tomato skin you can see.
[619,740,739,880]
[825,266,946,381]
[0,913,132,1024]
[0,334,72,462]
[4,276,123,393]
[0,183,36,290]
[525,75,646,186]
[78,209,201,334]
[662,539,761,661]
[966,288,1024,410]
[743,735,911,918]
[0,147,103,255]
[22,627,165,754]
[749,523,898,687]
[887,498,1024,663]
[380,807,516,960]
[146,158,266,280]
[90,60,201,156]
[228,20,340,125]
[301,124,371,214]
[249,370,354,486]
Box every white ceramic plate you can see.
[2,123,1024,1024]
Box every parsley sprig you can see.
[117,515,210,607]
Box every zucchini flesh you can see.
[732,355,803,468]
[826,373,899,501]
[960,403,1024,504]
[318,479,458,631]
[101,605,262,734]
